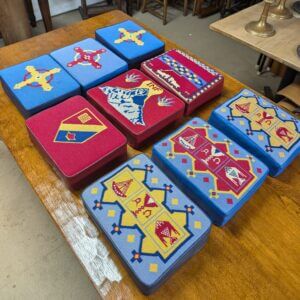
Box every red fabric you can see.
[26,96,127,188]
[87,69,185,148]
[141,49,224,115]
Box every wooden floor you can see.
[0,10,299,299]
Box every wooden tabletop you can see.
[210,0,300,72]
[0,10,299,299]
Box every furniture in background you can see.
[25,0,53,32]
[193,0,221,18]
[210,0,300,101]
[0,10,299,299]
[79,0,124,18]
[0,0,32,45]
[218,0,259,18]
[277,81,300,115]
[141,0,191,24]
[0,0,53,46]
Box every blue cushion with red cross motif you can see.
[0,54,80,118]
[95,20,165,67]
[50,38,128,92]
[209,89,300,176]
[81,153,211,295]
[152,117,268,226]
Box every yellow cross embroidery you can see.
[14,66,61,92]
[114,28,146,46]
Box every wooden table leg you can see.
[0,0,32,44]
[37,0,53,31]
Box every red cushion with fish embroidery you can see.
[141,49,224,115]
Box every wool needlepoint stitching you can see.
[114,28,146,46]
[14,66,61,92]
[53,108,107,144]
[67,47,106,69]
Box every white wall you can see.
[32,0,99,20]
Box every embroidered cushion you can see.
[141,49,224,115]
[26,95,127,189]
[87,69,184,148]
[0,55,80,118]
[82,154,211,294]
[152,117,268,226]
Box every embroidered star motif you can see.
[14,66,61,92]
[67,47,106,69]
[114,28,146,46]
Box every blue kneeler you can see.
[82,154,211,295]
[152,117,268,226]
[50,38,128,92]
[209,89,300,176]
[95,20,165,67]
[0,55,80,118]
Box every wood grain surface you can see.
[210,0,300,72]
[0,10,299,299]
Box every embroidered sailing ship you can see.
[112,179,133,197]
[179,134,198,150]
[235,102,250,114]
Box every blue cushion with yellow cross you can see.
[0,54,80,118]
[95,20,165,67]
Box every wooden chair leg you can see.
[183,0,188,16]
[126,0,133,15]
[192,0,198,15]
[197,0,203,17]
[24,0,37,27]
[141,0,147,13]
[37,0,53,31]
[163,0,168,25]
[116,0,122,10]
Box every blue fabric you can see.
[82,154,211,294]
[0,55,80,118]
[95,20,165,66]
[209,89,300,176]
[50,38,128,92]
[152,117,268,226]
